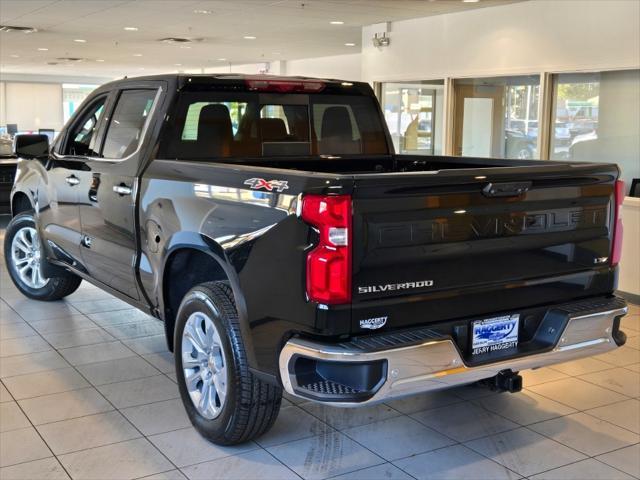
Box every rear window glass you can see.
[161,91,388,159]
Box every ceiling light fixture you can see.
[193,9,212,14]
[37,47,48,51]
[344,42,356,47]
[330,21,344,25]
[133,53,143,57]
[96,59,105,62]
[124,26,139,31]
[10,54,19,58]
[462,0,480,2]
[217,58,227,61]
[175,63,182,66]
[180,45,191,49]
[158,37,196,45]
[73,39,87,43]
[243,35,256,40]
[0,25,38,33]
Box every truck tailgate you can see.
[350,163,618,333]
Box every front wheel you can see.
[174,281,282,445]
[4,213,82,301]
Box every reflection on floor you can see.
[1,216,639,480]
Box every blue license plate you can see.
[472,314,519,355]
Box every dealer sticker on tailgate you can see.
[472,314,519,355]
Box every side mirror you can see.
[14,134,50,159]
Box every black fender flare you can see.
[159,231,257,369]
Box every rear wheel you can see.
[4,213,81,301]
[174,281,282,445]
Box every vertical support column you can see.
[372,82,382,101]
[443,77,455,156]
[538,72,554,161]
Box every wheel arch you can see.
[159,234,255,367]
[11,191,33,216]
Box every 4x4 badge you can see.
[244,178,289,192]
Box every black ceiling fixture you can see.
[0,25,38,33]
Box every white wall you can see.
[286,54,361,81]
[619,197,640,297]
[1,82,64,131]
[361,0,640,82]
[201,55,361,81]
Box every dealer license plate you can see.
[471,314,519,355]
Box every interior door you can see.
[40,94,110,269]
[453,84,505,157]
[79,86,162,300]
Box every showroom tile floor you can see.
[0,218,639,480]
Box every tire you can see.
[4,213,82,301]
[174,281,282,445]
[517,147,533,160]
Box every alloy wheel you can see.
[181,311,228,419]
[11,226,49,289]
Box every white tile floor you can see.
[0,216,639,480]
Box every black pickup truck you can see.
[5,74,628,445]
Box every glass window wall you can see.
[551,70,639,193]
[62,84,100,125]
[452,76,540,159]
[381,81,444,155]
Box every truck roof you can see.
[99,73,368,93]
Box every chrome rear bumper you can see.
[279,300,627,406]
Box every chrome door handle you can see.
[113,184,132,196]
[65,175,80,186]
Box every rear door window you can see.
[102,89,157,159]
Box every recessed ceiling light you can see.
[133,53,143,57]
[193,9,212,14]
[217,58,227,61]
[10,54,19,58]
[243,35,256,40]
[96,59,105,62]
[180,45,191,49]
[330,21,344,25]
[124,26,139,31]
[37,47,48,51]
[344,42,356,47]
[175,63,182,66]
[74,39,87,43]
[462,0,480,2]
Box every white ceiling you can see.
[0,0,521,79]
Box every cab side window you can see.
[62,96,107,156]
[102,89,157,159]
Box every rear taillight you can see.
[611,180,624,266]
[301,194,352,304]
